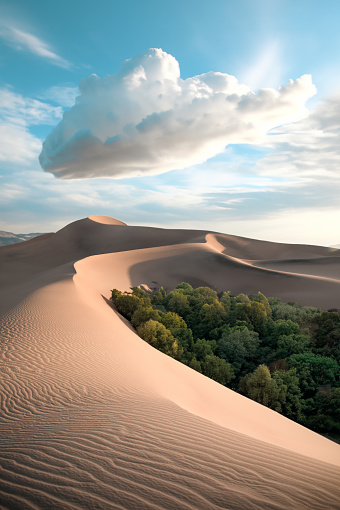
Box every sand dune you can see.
[207,232,339,261]
[1,216,340,509]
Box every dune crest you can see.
[88,214,127,225]
[1,217,340,509]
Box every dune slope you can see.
[1,216,340,509]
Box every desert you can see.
[2,1,340,508]
[1,215,340,509]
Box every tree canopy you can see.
[110,283,340,437]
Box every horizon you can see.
[2,214,340,250]
[1,0,340,245]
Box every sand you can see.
[0,215,339,509]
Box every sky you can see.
[1,0,340,245]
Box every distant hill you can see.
[0,231,45,247]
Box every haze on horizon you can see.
[0,0,339,246]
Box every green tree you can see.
[130,287,152,306]
[217,327,260,377]
[287,353,339,394]
[313,311,340,356]
[115,294,143,320]
[263,319,301,348]
[186,287,220,329]
[189,356,202,373]
[175,282,194,295]
[272,369,303,421]
[269,298,321,325]
[151,287,167,306]
[172,327,194,363]
[203,355,234,385]
[137,319,180,358]
[113,282,339,436]
[249,291,272,317]
[193,286,219,305]
[235,293,251,304]
[275,333,311,359]
[195,302,227,338]
[219,291,231,314]
[166,290,191,319]
[194,338,217,362]
[131,307,161,328]
[159,311,187,331]
[307,387,340,434]
[209,324,232,342]
[236,301,268,334]
[111,288,122,303]
[239,364,282,412]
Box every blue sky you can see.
[1,0,340,245]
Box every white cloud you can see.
[258,94,340,181]
[0,183,27,201]
[40,85,79,107]
[0,25,71,69]
[39,48,316,179]
[0,87,63,165]
[0,87,63,126]
[0,123,41,164]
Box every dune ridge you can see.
[1,216,340,509]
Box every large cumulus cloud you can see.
[39,48,316,179]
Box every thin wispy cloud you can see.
[0,87,63,126]
[0,87,62,165]
[40,85,79,107]
[258,94,340,182]
[0,25,71,69]
[0,123,41,164]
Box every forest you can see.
[111,283,340,437]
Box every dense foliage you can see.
[111,284,340,436]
